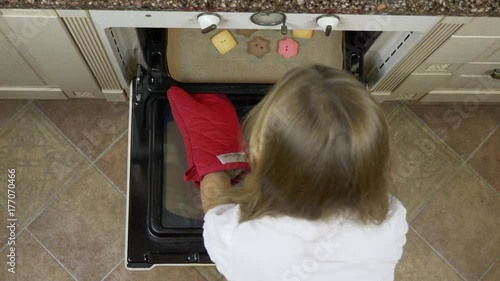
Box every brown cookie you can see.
[247,36,271,58]
[236,29,257,38]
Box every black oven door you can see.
[126,28,370,268]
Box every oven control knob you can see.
[197,12,221,34]
[316,15,340,37]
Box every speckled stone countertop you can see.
[0,1,498,16]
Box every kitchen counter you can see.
[1,0,498,16]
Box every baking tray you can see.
[167,29,343,83]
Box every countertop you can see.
[0,0,498,16]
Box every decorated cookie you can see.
[278,37,299,59]
[211,30,237,55]
[292,29,314,39]
[236,29,257,38]
[247,36,271,58]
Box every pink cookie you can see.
[277,38,299,59]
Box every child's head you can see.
[235,65,390,224]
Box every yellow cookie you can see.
[292,29,314,39]
[211,30,237,54]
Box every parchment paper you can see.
[167,29,343,83]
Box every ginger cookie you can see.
[247,36,271,58]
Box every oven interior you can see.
[127,28,387,268]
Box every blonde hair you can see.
[215,65,390,224]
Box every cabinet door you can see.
[0,10,103,99]
[425,37,498,64]
[0,32,44,86]
[396,17,500,102]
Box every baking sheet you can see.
[167,29,343,83]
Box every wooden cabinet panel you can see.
[454,18,500,37]
[0,32,44,86]
[421,91,500,103]
[0,10,102,96]
[473,40,500,62]
[0,9,104,99]
[394,73,452,96]
[0,86,67,99]
[425,37,497,63]
[454,63,500,76]
[438,74,500,89]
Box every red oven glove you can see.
[167,86,250,188]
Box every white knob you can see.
[316,15,340,36]
[197,13,221,34]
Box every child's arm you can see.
[200,171,232,213]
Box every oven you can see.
[86,11,443,269]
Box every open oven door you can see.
[126,28,371,269]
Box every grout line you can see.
[403,104,466,163]
[91,129,128,198]
[33,101,128,198]
[0,101,32,130]
[195,267,214,281]
[100,258,124,281]
[32,99,128,167]
[92,129,128,165]
[479,256,499,281]
[23,165,92,229]
[93,163,127,199]
[385,102,401,118]
[409,162,466,224]
[463,123,499,195]
[25,228,78,281]
[398,105,466,223]
[465,123,500,163]
[410,226,468,281]
[31,103,94,164]
[463,161,500,196]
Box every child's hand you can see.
[200,171,231,213]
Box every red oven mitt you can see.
[167,86,250,187]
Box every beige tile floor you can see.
[0,99,498,281]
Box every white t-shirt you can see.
[203,198,408,281]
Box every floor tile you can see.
[96,132,128,194]
[408,104,500,159]
[0,105,88,225]
[395,229,462,281]
[412,165,500,281]
[387,106,462,221]
[0,231,73,281]
[104,262,206,281]
[34,100,129,160]
[196,266,227,281]
[29,167,125,281]
[468,127,500,193]
[0,100,27,128]
[482,261,499,281]
[380,101,400,117]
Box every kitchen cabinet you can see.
[392,17,500,102]
[0,32,45,86]
[0,10,120,100]
[0,24,66,99]
[0,9,498,103]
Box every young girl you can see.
[169,65,408,281]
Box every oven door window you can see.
[163,110,204,228]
